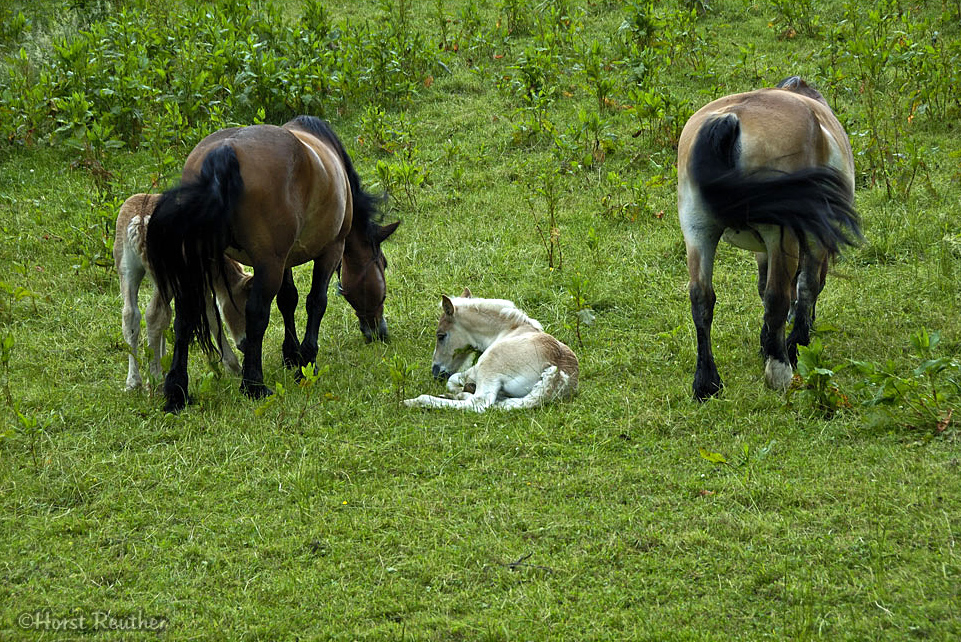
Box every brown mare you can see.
[677,77,862,401]
[146,116,399,412]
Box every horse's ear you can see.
[375,220,401,243]
[461,287,472,298]
[441,295,456,317]
[777,76,802,91]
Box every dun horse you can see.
[114,193,250,391]
[677,77,862,400]
[404,289,578,412]
[146,116,399,412]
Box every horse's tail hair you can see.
[497,364,578,411]
[146,145,241,355]
[689,113,862,256]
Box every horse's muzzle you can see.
[360,317,389,343]
[431,364,451,380]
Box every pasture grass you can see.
[1,0,960,640]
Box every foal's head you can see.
[340,220,400,343]
[430,289,477,379]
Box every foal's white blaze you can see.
[405,293,578,412]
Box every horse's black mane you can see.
[286,115,386,242]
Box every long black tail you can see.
[145,145,242,355]
[690,114,862,256]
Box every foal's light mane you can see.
[450,297,543,332]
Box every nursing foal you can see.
[404,289,578,412]
[114,193,250,390]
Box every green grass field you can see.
[1,1,959,639]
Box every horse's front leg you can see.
[446,368,476,395]
[760,231,799,391]
[240,263,282,399]
[299,243,344,370]
[404,386,498,412]
[276,268,302,369]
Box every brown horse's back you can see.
[184,124,351,268]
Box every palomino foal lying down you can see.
[114,193,250,390]
[404,290,578,412]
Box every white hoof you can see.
[764,358,794,391]
[403,396,428,408]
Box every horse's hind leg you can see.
[120,261,146,390]
[496,366,571,410]
[759,232,800,391]
[276,268,302,369]
[240,263,283,399]
[755,252,768,301]
[164,307,193,412]
[205,292,240,375]
[144,289,171,384]
[786,247,828,365]
[686,233,724,400]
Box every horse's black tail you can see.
[689,113,862,256]
[146,145,242,355]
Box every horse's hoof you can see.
[693,379,723,402]
[241,381,273,399]
[403,395,430,408]
[764,358,794,391]
[163,395,188,414]
[163,380,190,413]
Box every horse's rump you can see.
[684,90,862,256]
